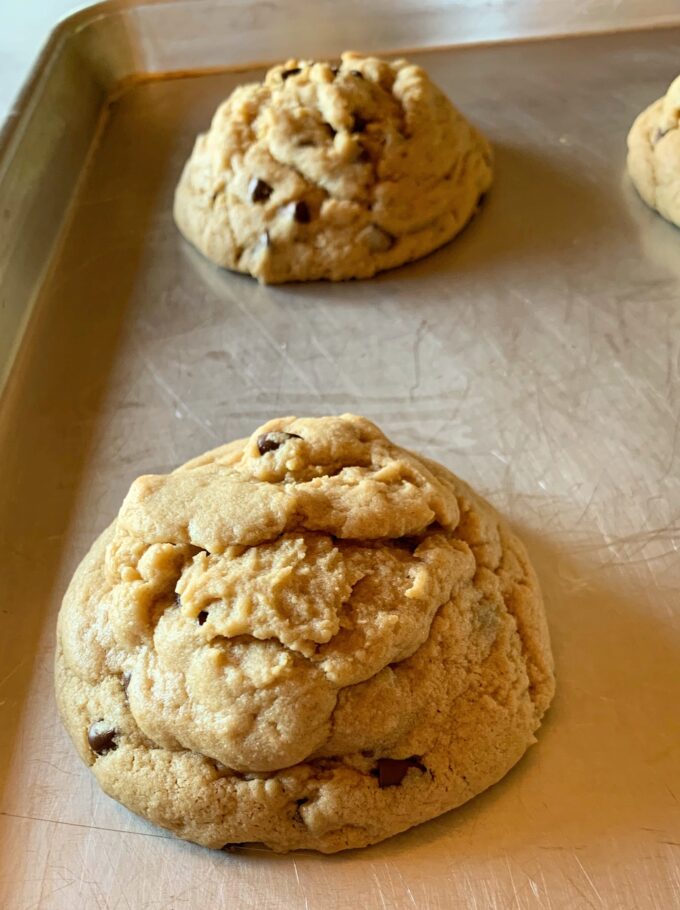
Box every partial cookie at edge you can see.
[627,74,680,228]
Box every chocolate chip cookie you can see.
[55,415,554,853]
[174,53,493,282]
[627,74,680,228]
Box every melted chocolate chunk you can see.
[87,723,118,756]
[249,177,273,203]
[374,756,426,788]
[197,610,208,625]
[281,67,301,80]
[291,200,310,223]
[257,431,302,455]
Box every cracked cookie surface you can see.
[173,52,493,283]
[627,74,680,228]
[55,415,554,853]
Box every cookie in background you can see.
[174,52,493,283]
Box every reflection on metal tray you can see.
[1,2,679,907]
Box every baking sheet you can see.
[1,20,680,910]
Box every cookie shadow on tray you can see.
[373,142,616,285]
[244,523,678,867]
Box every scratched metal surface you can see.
[2,22,680,910]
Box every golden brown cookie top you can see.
[99,415,473,770]
[119,414,460,547]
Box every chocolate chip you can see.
[374,756,425,788]
[249,177,273,203]
[121,671,131,692]
[350,70,364,79]
[197,610,208,625]
[174,592,182,607]
[291,200,310,223]
[88,722,118,755]
[352,114,367,133]
[257,431,302,455]
[363,225,396,253]
[281,67,301,80]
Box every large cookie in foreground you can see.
[627,74,680,228]
[55,415,554,853]
[174,52,493,283]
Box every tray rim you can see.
[0,12,679,904]
[4,0,680,168]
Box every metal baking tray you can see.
[1,2,679,907]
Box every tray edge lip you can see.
[106,16,680,105]
[3,0,680,158]
[0,1,112,165]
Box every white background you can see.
[1,0,84,122]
